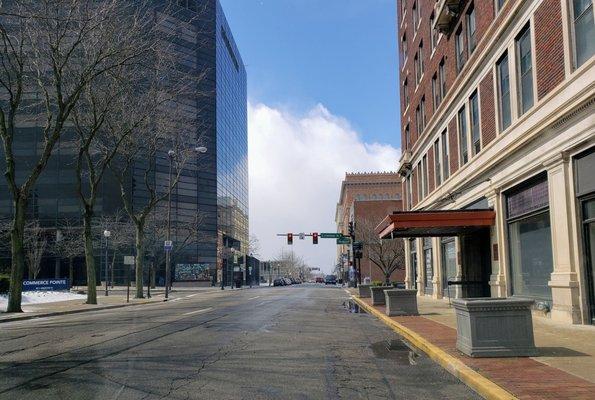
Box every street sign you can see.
[124,256,135,265]
[320,233,342,239]
[164,240,173,251]
[353,241,363,251]
[337,237,351,245]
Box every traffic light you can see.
[348,222,355,238]
[312,232,318,245]
[287,233,293,245]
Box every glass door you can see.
[582,198,595,324]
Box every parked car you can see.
[273,278,285,286]
[283,277,292,285]
[324,275,337,285]
[315,277,324,283]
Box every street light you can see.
[165,146,207,300]
[103,230,111,297]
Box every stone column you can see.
[432,237,442,299]
[545,154,582,324]
[487,189,507,298]
[404,239,413,289]
[454,236,463,299]
[416,238,425,295]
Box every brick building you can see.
[335,172,403,282]
[381,0,595,325]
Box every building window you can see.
[432,73,441,109]
[455,27,466,72]
[441,130,449,180]
[572,0,595,67]
[401,0,407,22]
[497,52,512,131]
[506,177,553,302]
[434,140,441,186]
[422,154,429,196]
[413,0,420,32]
[415,105,422,135]
[403,78,409,106]
[414,42,424,84]
[441,237,456,290]
[407,175,413,209]
[430,13,438,52]
[466,4,477,55]
[439,59,446,97]
[423,237,433,295]
[420,96,426,131]
[414,53,421,84]
[457,105,468,165]
[402,33,408,64]
[516,24,534,115]
[417,164,423,201]
[405,124,410,150]
[469,90,481,155]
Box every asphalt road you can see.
[0,285,481,399]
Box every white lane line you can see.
[182,307,213,316]
[343,289,351,294]
[249,296,260,300]
[187,294,198,298]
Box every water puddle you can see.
[370,339,420,365]
[343,300,366,314]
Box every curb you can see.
[352,296,518,400]
[0,299,161,324]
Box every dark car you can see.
[315,277,324,284]
[273,278,285,286]
[324,275,337,285]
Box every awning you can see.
[376,210,496,238]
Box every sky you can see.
[220,0,402,273]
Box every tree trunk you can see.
[83,212,97,304]
[384,273,391,286]
[150,263,156,289]
[7,198,27,313]
[134,223,145,298]
[110,251,117,288]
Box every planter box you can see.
[452,297,537,357]
[385,289,418,316]
[358,284,372,298]
[370,286,393,305]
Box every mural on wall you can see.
[175,263,213,281]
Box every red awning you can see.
[376,210,496,238]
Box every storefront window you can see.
[410,239,418,289]
[507,178,553,302]
[423,237,433,295]
[441,238,456,290]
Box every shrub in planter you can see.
[0,274,10,294]
[371,281,383,286]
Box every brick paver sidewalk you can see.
[359,297,595,400]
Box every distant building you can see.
[384,0,595,325]
[335,172,403,283]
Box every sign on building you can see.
[23,279,71,292]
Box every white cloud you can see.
[248,102,400,273]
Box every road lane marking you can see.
[182,307,213,316]
[249,296,260,300]
[187,294,198,298]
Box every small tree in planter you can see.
[24,221,47,280]
[357,219,405,286]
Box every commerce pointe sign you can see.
[22,279,71,291]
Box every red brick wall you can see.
[535,0,565,101]
[428,146,435,193]
[448,117,459,174]
[479,70,496,147]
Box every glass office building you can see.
[0,0,248,286]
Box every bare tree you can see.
[248,235,261,258]
[24,221,46,280]
[0,0,172,311]
[357,219,405,285]
[95,211,134,287]
[52,221,84,286]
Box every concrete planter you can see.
[357,284,372,298]
[452,297,537,357]
[384,289,418,316]
[370,286,393,305]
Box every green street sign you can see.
[320,233,342,239]
[336,237,351,245]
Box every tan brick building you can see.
[385,0,595,325]
[335,172,403,282]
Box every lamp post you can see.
[103,230,111,296]
[165,146,207,300]
[55,229,62,279]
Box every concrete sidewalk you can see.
[353,293,595,400]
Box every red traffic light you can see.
[312,232,318,244]
[287,233,293,245]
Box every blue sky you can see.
[220,0,401,146]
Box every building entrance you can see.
[582,197,595,324]
[460,229,491,298]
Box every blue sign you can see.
[23,279,71,291]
